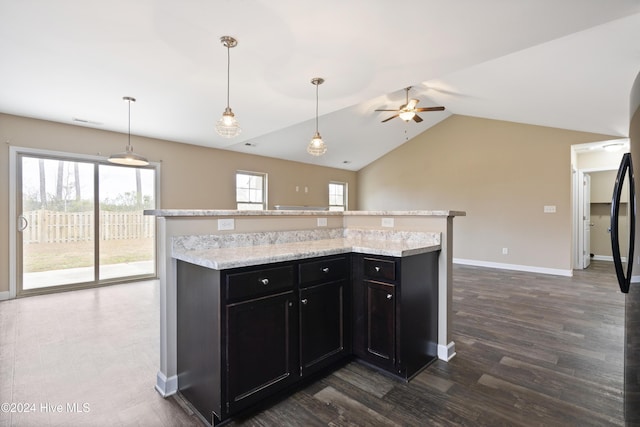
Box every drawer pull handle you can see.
[322,267,330,273]
[301,299,308,305]
[375,266,381,272]
[386,294,393,300]
[259,278,269,285]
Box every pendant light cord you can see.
[315,82,319,133]
[127,99,132,150]
[226,44,231,109]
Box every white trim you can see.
[453,258,573,277]
[0,291,10,301]
[155,371,178,397]
[437,341,456,361]
[592,255,614,262]
[632,274,640,284]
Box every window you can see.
[329,182,347,211]
[236,171,267,210]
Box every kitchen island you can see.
[146,209,465,413]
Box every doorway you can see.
[571,140,629,270]
[12,148,158,296]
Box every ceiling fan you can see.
[375,86,445,123]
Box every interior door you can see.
[583,173,592,268]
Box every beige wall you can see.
[0,113,357,294]
[357,115,616,272]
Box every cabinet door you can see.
[299,280,347,375]
[365,280,396,367]
[225,291,297,415]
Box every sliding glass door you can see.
[16,152,157,295]
[98,164,156,280]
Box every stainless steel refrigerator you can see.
[611,70,640,424]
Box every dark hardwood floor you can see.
[0,261,625,426]
[222,261,625,426]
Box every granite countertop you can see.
[171,229,441,270]
[145,209,465,217]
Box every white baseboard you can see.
[0,291,10,301]
[155,372,178,397]
[453,258,573,277]
[632,275,640,284]
[437,341,456,361]
[592,255,614,262]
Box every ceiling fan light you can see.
[307,131,327,156]
[399,110,416,121]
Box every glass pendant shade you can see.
[216,107,241,138]
[216,36,241,138]
[307,77,327,156]
[307,131,327,156]
[109,96,149,166]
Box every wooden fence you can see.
[21,210,155,243]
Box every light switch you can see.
[543,205,556,213]
[317,217,327,227]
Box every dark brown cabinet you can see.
[176,250,438,425]
[364,280,396,369]
[353,252,439,380]
[298,256,350,377]
[225,290,297,414]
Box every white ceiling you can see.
[1,1,640,171]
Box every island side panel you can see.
[177,260,222,422]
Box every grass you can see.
[23,238,154,273]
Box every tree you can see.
[38,159,46,208]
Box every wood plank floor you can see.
[0,261,625,426]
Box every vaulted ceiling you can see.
[1,1,640,171]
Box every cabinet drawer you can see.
[299,256,348,286]
[226,265,294,301]
[363,257,396,281]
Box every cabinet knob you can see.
[386,294,393,300]
[375,266,381,272]
[322,267,330,273]
[259,278,269,285]
[301,299,308,305]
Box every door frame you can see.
[573,166,619,270]
[9,145,161,299]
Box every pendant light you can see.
[108,96,149,166]
[215,36,241,138]
[307,77,327,156]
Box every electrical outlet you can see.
[317,217,327,227]
[382,218,394,228]
[218,218,235,231]
[543,205,556,213]
[502,247,508,255]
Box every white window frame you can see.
[328,181,347,211]
[236,171,267,210]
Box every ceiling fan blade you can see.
[412,114,423,123]
[375,109,400,112]
[415,106,445,112]
[406,99,419,110]
[382,114,399,123]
